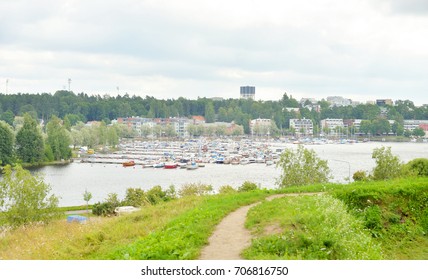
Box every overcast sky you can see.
[1,0,428,105]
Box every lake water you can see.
[31,142,428,207]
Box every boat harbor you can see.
[78,138,283,168]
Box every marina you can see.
[28,139,428,207]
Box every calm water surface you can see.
[32,142,428,206]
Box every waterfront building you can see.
[320,119,344,130]
[250,118,272,136]
[289,118,313,136]
[116,117,155,136]
[403,120,428,132]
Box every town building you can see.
[299,98,317,105]
[376,99,393,106]
[250,118,272,135]
[327,96,352,107]
[320,119,344,130]
[116,117,155,136]
[240,86,255,100]
[403,120,428,131]
[191,116,206,125]
[289,118,313,136]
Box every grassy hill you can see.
[0,178,427,260]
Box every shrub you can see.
[276,145,331,188]
[92,202,116,216]
[372,146,403,180]
[353,170,369,182]
[123,188,146,207]
[406,158,428,177]
[0,165,60,227]
[92,192,121,216]
[238,181,259,192]
[166,185,177,200]
[106,193,121,208]
[218,185,237,194]
[146,186,168,205]
[178,183,213,197]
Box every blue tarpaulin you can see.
[67,215,87,223]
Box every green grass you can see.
[1,177,427,260]
[108,191,269,260]
[0,191,268,259]
[331,177,428,259]
[243,194,383,260]
[0,196,203,259]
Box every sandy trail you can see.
[199,193,321,260]
[198,194,287,260]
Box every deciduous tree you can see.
[15,114,44,164]
[0,165,60,226]
[0,121,14,165]
[276,145,331,188]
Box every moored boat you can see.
[122,160,135,167]
[164,162,178,169]
[186,162,198,170]
[153,162,165,168]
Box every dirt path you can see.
[198,194,287,260]
[198,193,321,260]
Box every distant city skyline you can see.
[1,1,428,106]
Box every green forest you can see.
[1,91,428,135]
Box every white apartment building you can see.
[250,118,272,135]
[320,119,344,130]
[289,119,313,136]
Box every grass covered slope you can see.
[332,177,428,259]
[109,191,268,260]
[243,195,383,260]
[1,178,427,260]
[243,177,428,260]
[0,191,269,260]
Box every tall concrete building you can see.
[240,86,255,100]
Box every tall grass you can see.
[0,191,268,259]
[0,196,204,259]
[243,195,383,260]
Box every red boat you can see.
[164,162,178,169]
[122,160,135,167]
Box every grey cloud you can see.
[382,0,428,15]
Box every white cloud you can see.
[0,0,428,105]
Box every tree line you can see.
[0,114,72,166]
[1,91,428,135]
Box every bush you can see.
[406,158,428,177]
[218,185,237,194]
[0,165,60,227]
[123,188,146,207]
[178,183,213,197]
[353,170,369,182]
[372,146,403,180]
[238,181,259,192]
[276,145,331,188]
[92,193,121,216]
[146,186,168,205]
[92,202,116,216]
